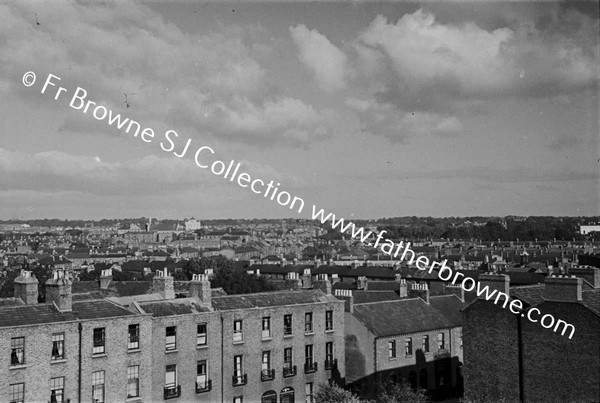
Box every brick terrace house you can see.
[339,282,464,399]
[1,268,345,403]
[463,271,600,403]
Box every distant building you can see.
[580,225,600,235]
[185,219,202,231]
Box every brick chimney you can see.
[45,269,72,312]
[301,268,312,289]
[444,284,465,302]
[544,275,582,302]
[334,289,354,313]
[569,267,600,289]
[409,283,430,303]
[14,270,39,305]
[478,273,510,299]
[153,268,175,299]
[99,268,112,290]
[314,273,332,295]
[190,273,211,305]
[395,274,408,298]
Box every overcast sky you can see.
[1,1,598,220]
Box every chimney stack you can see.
[544,275,582,302]
[99,268,112,290]
[395,274,408,298]
[314,274,332,295]
[444,284,465,302]
[153,268,175,299]
[190,274,211,305]
[45,269,72,312]
[301,268,312,289]
[334,289,354,313]
[14,270,39,305]
[478,273,510,299]
[409,283,430,303]
[356,276,367,290]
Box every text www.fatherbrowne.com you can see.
[311,205,576,339]
[24,71,576,340]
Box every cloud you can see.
[1,1,332,147]
[290,24,348,92]
[354,9,598,106]
[345,97,463,140]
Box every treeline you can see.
[377,216,600,242]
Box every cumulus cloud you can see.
[346,97,463,140]
[1,1,332,147]
[290,24,348,92]
[355,9,598,104]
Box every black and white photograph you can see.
[0,1,598,402]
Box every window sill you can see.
[405,354,413,358]
[92,353,107,358]
[165,349,178,354]
[197,344,208,350]
[232,340,245,345]
[126,397,142,402]
[128,348,141,354]
[325,329,334,333]
[305,332,314,336]
[262,337,273,342]
[9,364,27,370]
[51,358,68,364]
[389,357,397,361]
[283,334,293,338]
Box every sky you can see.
[0,1,598,220]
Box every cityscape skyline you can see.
[1,1,598,220]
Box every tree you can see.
[314,384,365,403]
[376,381,429,403]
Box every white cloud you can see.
[1,1,331,147]
[290,24,348,92]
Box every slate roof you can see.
[352,297,461,337]
[429,295,465,325]
[352,290,401,304]
[0,304,78,328]
[511,285,545,306]
[72,300,136,320]
[141,302,195,317]
[212,289,330,311]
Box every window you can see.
[284,314,292,335]
[166,326,177,351]
[437,332,445,350]
[128,324,139,350]
[325,342,334,366]
[262,351,271,372]
[197,360,208,390]
[233,396,243,403]
[422,335,430,353]
[460,330,463,349]
[325,310,333,331]
[405,337,413,355]
[388,340,396,359]
[262,390,277,403]
[127,365,139,398]
[305,382,314,403]
[9,383,24,403]
[305,344,313,366]
[281,387,295,403]
[93,328,105,355]
[51,333,65,360]
[165,364,177,388]
[262,317,271,339]
[11,337,25,365]
[233,355,245,385]
[92,370,105,403]
[197,323,207,346]
[305,312,313,333]
[284,347,293,368]
[233,320,243,342]
[50,377,64,403]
